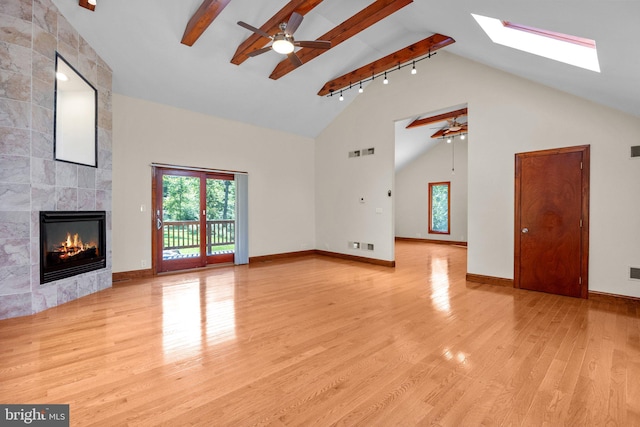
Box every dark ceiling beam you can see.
[407,107,468,129]
[317,33,454,96]
[270,0,413,80]
[231,0,325,65]
[78,0,95,12]
[181,0,233,47]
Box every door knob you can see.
[522,227,529,234]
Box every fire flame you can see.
[55,232,97,259]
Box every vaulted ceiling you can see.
[57,0,640,139]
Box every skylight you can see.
[471,13,600,72]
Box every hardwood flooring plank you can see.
[1,242,639,425]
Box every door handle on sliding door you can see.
[157,217,162,230]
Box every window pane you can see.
[206,178,236,256]
[162,174,201,259]
[429,182,450,234]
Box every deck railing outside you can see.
[163,220,235,254]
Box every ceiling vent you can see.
[631,146,640,158]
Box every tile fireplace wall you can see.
[0,0,112,320]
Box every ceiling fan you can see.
[237,12,331,68]
[434,118,468,134]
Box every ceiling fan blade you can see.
[294,40,331,49]
[237,21,272,39]
[286,12,303,35]
[247,46,273,57]
[287,52,303,68]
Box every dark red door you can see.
[515,146,590,298]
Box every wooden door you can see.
[514,145,590,298]
[155,168,207,273]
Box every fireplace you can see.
[40,211,106,284]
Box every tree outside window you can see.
[429,182,450,234]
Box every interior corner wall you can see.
[0,0,113,320]
[111,94,315,273]
[315,51,640,298]
[395,139,468,242]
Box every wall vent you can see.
[631,146,640,158]
[362,147,375,156]
[348,150,361,158]
[630,267,640,280]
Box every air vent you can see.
[631,146,640,158]
[362,147,375,156]
[630,267,640,280]
[348,150,361,158]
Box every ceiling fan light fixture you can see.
[272,36,294,54]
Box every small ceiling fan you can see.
[237,12,331,68]
[434,118,468,134]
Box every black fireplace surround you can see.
[40,211,106,284]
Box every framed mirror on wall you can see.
[54,52,98,167]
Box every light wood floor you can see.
[1,242,639,426]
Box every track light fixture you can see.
[328,51,437,100]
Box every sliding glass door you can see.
[155,168,235,273]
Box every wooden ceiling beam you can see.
[181,0,233,47]
[231,0,325,65]
[270,0,413,80]
[407,107,468,129]
[78,0,95,12]
[318,33,454,96]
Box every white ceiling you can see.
[52,0,640,145]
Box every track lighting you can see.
[447,138,452,143]
[460,134,466,140]
[339,91,344,101]
[325,52,437,100]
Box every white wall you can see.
[112,95,315,273]
[316,51,640,298]
[395,138,468,242]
